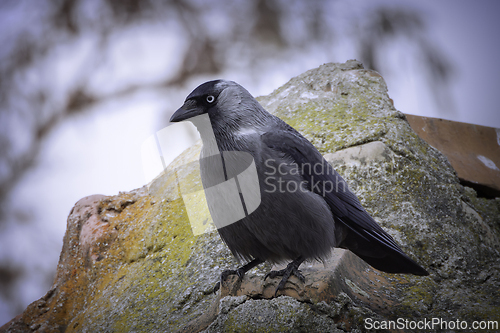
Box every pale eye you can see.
[206,95,215,103]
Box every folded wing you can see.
[262,126,428,276]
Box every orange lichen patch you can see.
[79,205,117,265]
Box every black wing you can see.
[262,127,428,276]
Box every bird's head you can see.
[170,80,228,123]
[170,80,269,130]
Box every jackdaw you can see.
[170,80,428,294]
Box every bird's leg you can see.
[264,256,305,296]
[214,258,264,293]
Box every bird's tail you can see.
[337,217,429,276]
[349,247,429,276]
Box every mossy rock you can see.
[3,60,499,333]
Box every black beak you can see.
[170,100,203,122]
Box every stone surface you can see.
[2,60,499,332]
[406,114,500,198]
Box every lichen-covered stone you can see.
[2,60,499,333]
[203,296,342,333]
[202,293,384,333]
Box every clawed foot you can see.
[213,258,264,294]
[213,268,245,293]
[264,257,305,296]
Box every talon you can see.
[213,281,221,294]
[236,268,246,279]
[295,270,305,283]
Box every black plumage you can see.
[170,80,428,294]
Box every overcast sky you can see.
[402,0,500,128]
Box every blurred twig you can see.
[358,7,454,113]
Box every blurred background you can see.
[0,0,499,324]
